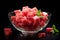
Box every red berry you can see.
[46,27,53,33]
[38,33,46,38]
[4,28,12,36]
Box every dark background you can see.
[0,0,60,40]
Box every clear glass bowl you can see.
[8,11,51,35]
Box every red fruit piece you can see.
[46,27,53,33]
[22,6,30,16]
[42,16,48,22]
[27,17,34,25]
[22,6,29,10]
[27,12,34,17]
[11,16,15,20]
[11,16,16,23]
[14,10,24,17]
[33,16,40,25]
[16,16,27,27]
[15,16,22,22]
[14,10,21,13]
[32,7,38,12]
[20,16,27,22]
[4,28,12,36]
[20,16,27,26]
[40,21,45,26]
[42,12,48,17]
[22,11,28,16]
[38,32,46,38]
[15,12,24,17]
[32,16,40,30]
[32,7,38,16]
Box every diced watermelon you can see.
[11,6,48,31]
[40,21,45,26]
[42,12,48,17]
[42,16,48,22]
[14,10,21,13]
[27,12,34,17]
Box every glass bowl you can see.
[8,11,51,35]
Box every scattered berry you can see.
[46,27,53,33]
[38,32,46,38]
